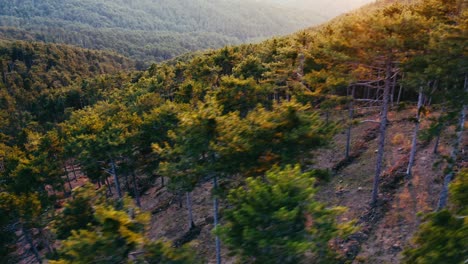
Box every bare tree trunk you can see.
[131,171,141,207]
[22,225,42,264]
[124,173,130,192]
[105,177,113,196]
[371,60,392,205]
[63,164,72,192]
[71,162,78,182]
[186,192,195,230]
[110,159,122,198]
[406,86,424,177]
[433,106,446,154]
[178,194,183,208]
[213,175,221,264]
[390,72,397,107]
[397,74,404,105]
[437,75,467,210]
[39,228,53,254]
[345,87,355,159]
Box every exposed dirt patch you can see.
[141,179,235,263]
[314,108,453,264]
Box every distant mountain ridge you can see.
[0,0,327,63]
[257,0,376,18]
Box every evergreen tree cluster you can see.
[0,0,466,262]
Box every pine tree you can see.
[219,165,350,263]
[50,184,150,264]
[403,169,468,264]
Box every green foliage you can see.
[215,76,269,116]
[449,169,468,215]
[402,210,467,264]
[53,184,102,239]
[157,97,335,197]
[219,165,348,263]
[51,184,200,263]
[0,192,21,263]
[0,39,133,144]
[215,100,336,175]
[50,184,150,264]
[156,97,222,194]
[139,241,201,264]
[0,0,465,262]
[403,169,468,264]
[0,0,325,63]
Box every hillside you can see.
[0,0,466,263]
[259,0,376,18]
[0,0,326,63]
[0,39,135,143]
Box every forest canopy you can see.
[0,0,326,63]
[0,0,466,263]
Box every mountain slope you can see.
[0,0,326,63]
[0,39,134,141]
[0,0,465,263]
[258,0,376,18]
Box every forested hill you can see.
[0,0,467,263]
[0,39,135,143]
[259,0,376,19]
[0,0,326,64]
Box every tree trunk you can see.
[22,225,42,264]
[397,74,404,105]
[63,164,72,192]
[437,75,467,210]
[345,86,355,159]
[213,175,221,264]
[186,192,195,230]
[71,162,78,182]
[371,60,391,205]
[124,173,130,192]
[131,171,141,207]
[39,228,53,254]
[105,177,113,196]
[433,106,446,154]
[110,159,122,198]
[406,86,424,177]
[390,72,397,107]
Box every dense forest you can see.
[0,0,326,63]
[259,0,375,18]
[0,0,467,263]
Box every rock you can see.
[391,243,402,252]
